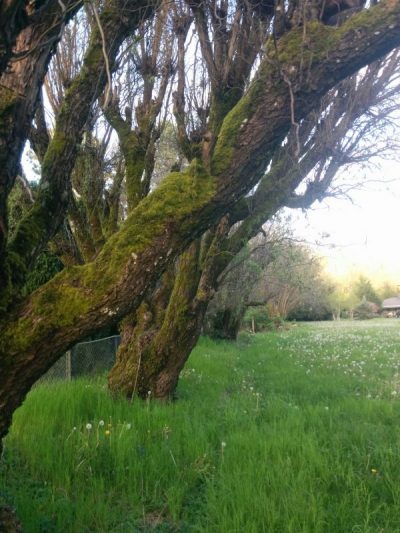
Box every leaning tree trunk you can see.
[108,241,205,399]
[108,217,232,399]
[108,267,175,397]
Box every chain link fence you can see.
[38,335,120,383]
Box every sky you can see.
[289,160,400,286]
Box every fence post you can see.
[66,350,72,381]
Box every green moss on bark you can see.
[83,160,215,290]
[1,265,90,352]
[0,161,214,355]
[211,91,256,177]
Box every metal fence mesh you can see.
[38,335,120,383]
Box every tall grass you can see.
[1,319,400,531]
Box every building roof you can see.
[382,296,400,309]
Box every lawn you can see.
[1,319,400,532]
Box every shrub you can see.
[354,300,379,320]
[242,306,278,331]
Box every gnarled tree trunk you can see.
[109,217,232,399]
[109,241,204,399]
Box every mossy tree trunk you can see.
[107,243,202,399]
[110,206,246,399]
[0,0,81,289]
[108,218,231,399]
[108,267,175,397]
[1,0,157,307]
[1,6,400,444]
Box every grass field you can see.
[1,319,400,532]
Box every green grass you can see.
[2,319,400,532]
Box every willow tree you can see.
[1,0,400,446]
[108,47,400,399]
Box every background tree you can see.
[353,275,381,305]
[327,281,357,320]
[246,240,333,321]
[204,223,291,339]
[379,281,400,300]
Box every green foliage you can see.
[22,251,64,296]
[378,281,399,300]
[354,300,380,320]
[7,180,36,238]
[243,306,274,331]
[2,320,400,531]
[354,275,381,306]
[204,308,243,340]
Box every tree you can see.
[204,225,289,339]
[1,0,400,449]
[109,35,400,400]
[245,240,334,321]
[379,281,400,300]
[354,275,381,305]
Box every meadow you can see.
[1,319,400,532]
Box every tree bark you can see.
[108,267,175,397]
[0,0,81,288]
[109,218,230,400]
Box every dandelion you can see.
[105,430,111,436]
[371,468,378,474]
[86,423,92,431]
[99,420,105,426]
[162,426,171,439]
[126,423,132,430]
[220,441,227,462]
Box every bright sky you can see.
[289,160,400,285]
